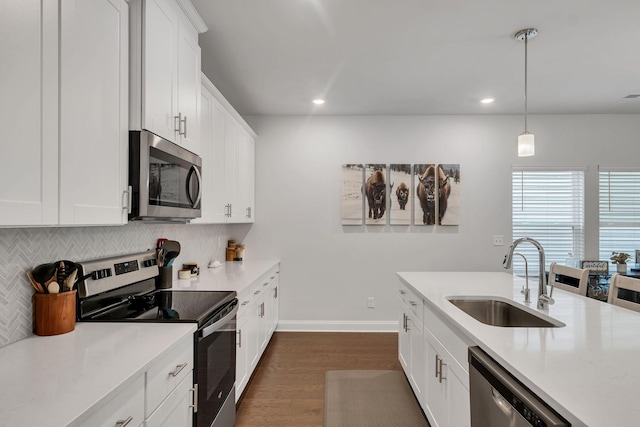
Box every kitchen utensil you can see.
[54,260,77,287]
[47,282,60,294]
[63,269,78,291]
[161,240,181,266]
[27,271,45,293]
[32,263,57,288]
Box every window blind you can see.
[599,169,640,263]
[511,169,585,277]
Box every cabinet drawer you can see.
[398,283,423,322]
[146,336,194,417]
[78,374,144,427]
[236,286,254,319]
[146,372,194,427]
[424,303,474,374]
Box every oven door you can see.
[195,301,238,427]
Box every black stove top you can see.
[82,289,236,326]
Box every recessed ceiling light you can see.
[481,98,495,104]
[313,99,325,105]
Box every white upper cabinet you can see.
[195,74,256,224]
[0,0,128,227]
[0,1,58,226]
[59,0,129,225]
[130,0,205,154]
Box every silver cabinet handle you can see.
[237,329,242,348]
[409,301,417,307]
[399,290,406,295]
[273,286,278,299]
[241,300,250,306]
[229,204,232,217]
[246,207,251,218]
[169,362,188,377]
[270,276,275,280]
[254,290,261,295]
[260,302,265,318]
[174,112,182,134]
[116,416,133,427]
[437,357,446,383]
[435,355,440,378]
[263,282,269,287]
[190,384,198,413]
[182,115,187,138]
[405,315,410,331]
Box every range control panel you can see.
[77,251,159,298]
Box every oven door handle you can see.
[200,303,238,339]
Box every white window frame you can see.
[599,167,640,264]
[511,167,585,277]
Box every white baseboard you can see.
[275,320,398,333]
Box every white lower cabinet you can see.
[235,264,280,401]
[145,374,194,427]
[424,327,470,427]
[398,281,473,427]
[397,284,426,404]
[78,374,145,427]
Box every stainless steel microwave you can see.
[129,130,202,222]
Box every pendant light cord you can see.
[524,30,528,133]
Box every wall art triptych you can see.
[341,163,461,226]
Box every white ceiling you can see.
[192,0,640,116]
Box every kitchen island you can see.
[398,271,640,427]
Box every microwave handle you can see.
[186,165,202,208]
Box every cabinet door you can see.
[235,313,250,401]
[237,128,255,222]
[0,0,58,225]
[408,316,426,405]
[398,307,410,372]
[425,335,445,427]
[445,368,471,427]
[176,17,201,154]
[143,0,178,142]
[59,0,128,225]
[267,271,279,336]
[224,114,241,221]
[192,85,228,224]
[247,288,260,370]
[145,373,194,427]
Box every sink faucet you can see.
[513,253,531,304]
[503,237,554,309]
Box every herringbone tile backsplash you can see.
[0,222,235,347]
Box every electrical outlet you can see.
[493,235,504,246]
[367,297,375,308]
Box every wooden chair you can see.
[548,262,590,296]
[608,273,640,313]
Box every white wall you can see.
[241,114,640,331]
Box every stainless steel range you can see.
[76,251,237,427]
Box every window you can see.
[511,169,585,277]
[599,168,640,263]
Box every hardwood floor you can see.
[235,332,402,427]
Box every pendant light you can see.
[515,28,537,157]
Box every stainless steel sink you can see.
[448,297,565,328]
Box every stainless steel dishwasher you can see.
[469,347,570,427]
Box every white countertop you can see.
[171,259,279,292]
[397,271,640,427]
[0,322,195,427]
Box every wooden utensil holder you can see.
[33,290,76,336]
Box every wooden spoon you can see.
[26,271,45,293]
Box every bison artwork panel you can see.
[341,164,364,225]
[438,164,460,225]
[389,164,411,225]
[413,164,436,226]
[364,164,388,225]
